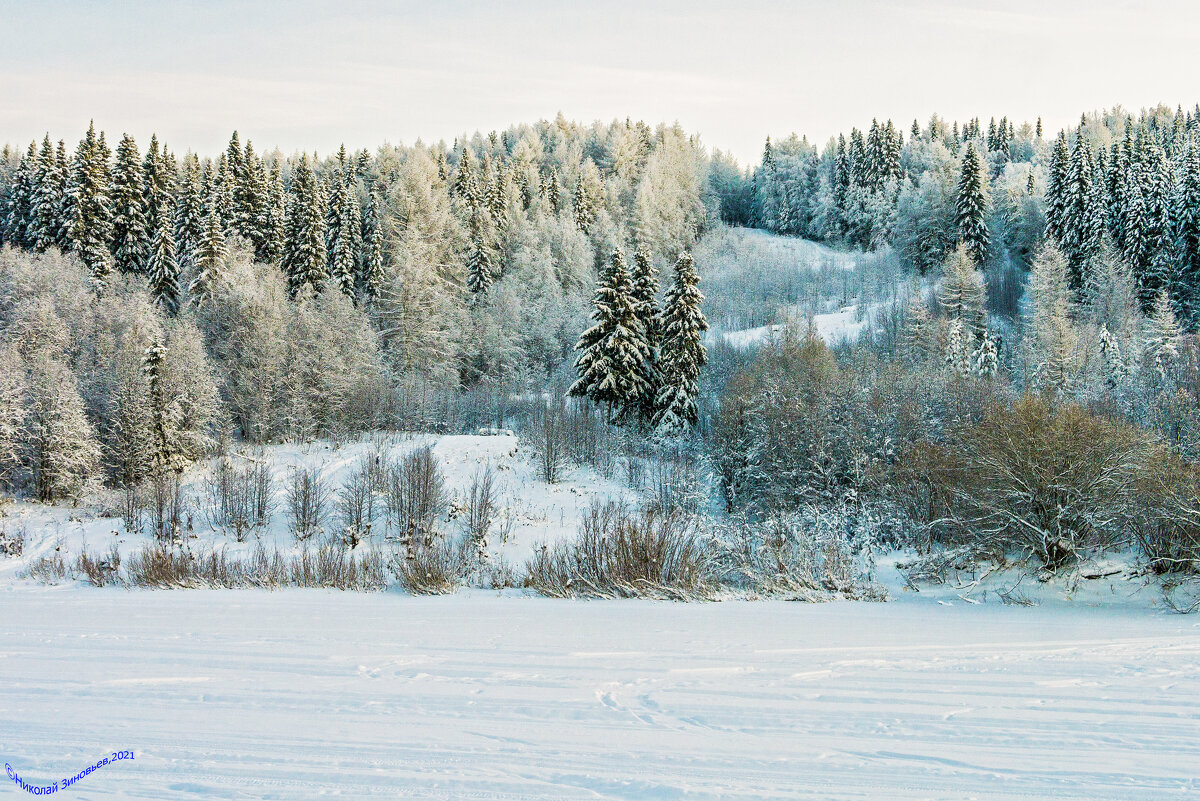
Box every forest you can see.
[2,105,1200,600]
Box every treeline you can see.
[729,105,1200,324]
[0,116,717,510]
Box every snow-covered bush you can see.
[286,465,331,541]
[383,445,446,544]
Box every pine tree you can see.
[147,201,181,315]
[359,189,385,299]
[30,134,64,251]
[283,154,328,297]
[190,204,227,307]
[67,123,115,283]
[111,133,151,274]
[569,249,653,423]
[955,143,989,265]
[654,251,707,433]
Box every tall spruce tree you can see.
[30,134,64,252]
[147,201,181,315]
[359,189,385,299]
[283,154,328,297]
[325,162,360,297]
[569,248,653,423]
[67,123,115,282]
[4,142,36,248]
[654,251,708,433]
[631,247,662,420]
[465,208,495,298]
[1174,145,1200,328]
[174,154,204,268]
[111,133,151,273]
[955,143,990,265]
[189,204,227,307]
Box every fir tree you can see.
[569,249,653,423]
[1174,145,1200,328]
[142,134,174,237]
[359,189,385,299]
[111,133,151,273]
[1045,133,1070,241]
[189,204,227,307]
[283,154,328,297]
[325,163,361,298]
[264,159,287,264]
[654,251,707,433]
[573,170,597,233]
[4,142,36,248]
[453,148,481,209]
[630,247,662,420]
[174,154,205,268]
[465,209,495,298]
[30,134,64,252]
[67,123,115,283]
[147,201,181,315]
[955,143,989,265]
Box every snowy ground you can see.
[717,301,881,349]
[0,432,637,584]
[2,586,1198,800]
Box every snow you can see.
[0,433,638,582]
[2,586,1198,800]
[718,302,879,349]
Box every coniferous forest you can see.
[3,105,1200,593]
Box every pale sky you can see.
[2,0,1198,165]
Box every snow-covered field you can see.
[0,432,637,584]
[2,586,1198,800]
[717,301,880,349]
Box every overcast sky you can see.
[2,0,1198,164]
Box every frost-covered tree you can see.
[174,153,204,268]
[359,189,385,299]
[111,133,151,274]
[573,165,599,234]
[4,142,37,248]
[147,203,181,315]
[1174,145,1200,328]
[0,345,26,484]
[1143,289,1182,379]
[24,358,102,502]
[29,135,65,252]
[326,163,361,298]
[284,154,327,297]
[465,209,495,298]
[1027,242,1079,395]
[569,248,653,422]
[654,251,708,433]
[955,143,989,264]
[67,124,115,283]
[938,243,986,333]
[189,204,227,308]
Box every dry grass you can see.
[524,502,712,600]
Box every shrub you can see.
[336,454,382,548]
[1133,452,1200,574]
[383,445,445,544]
[287,465,331,541]
[390,534,466,594]
[204,454,274,541]
[524,502,710,599]
[893,395,1152,569]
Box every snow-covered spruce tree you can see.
[326,164,361,298]
[631,246,662,420]
[147,202,181,315]
[4,142,36,248]
[236,140,269,255]
[972,333,998,377]
[359,189,385,299]
[111,133,151,274]
[1174,145,1200,329]
[1143,289,1182,380]
[30,134,64,252]
[24,358,102,502]
[67,123,115,284]
[283,154,328,298]
[1045,133,1069,241]
[1058,133,1093,284]
[465,209,495,298]
[189,204,227,308]
[141,134,172,237]
[452,147,481,209]
[654,251,707,433]
[943,319,972,376]
[174,153,204,268]
[573,168,598,234]
[938,243,986,334]
[955,143,989,265]
[1098,325,1128,390]
[569,248,653,423]
[1140,146,1175,311]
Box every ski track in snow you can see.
[2,588,1198,800]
